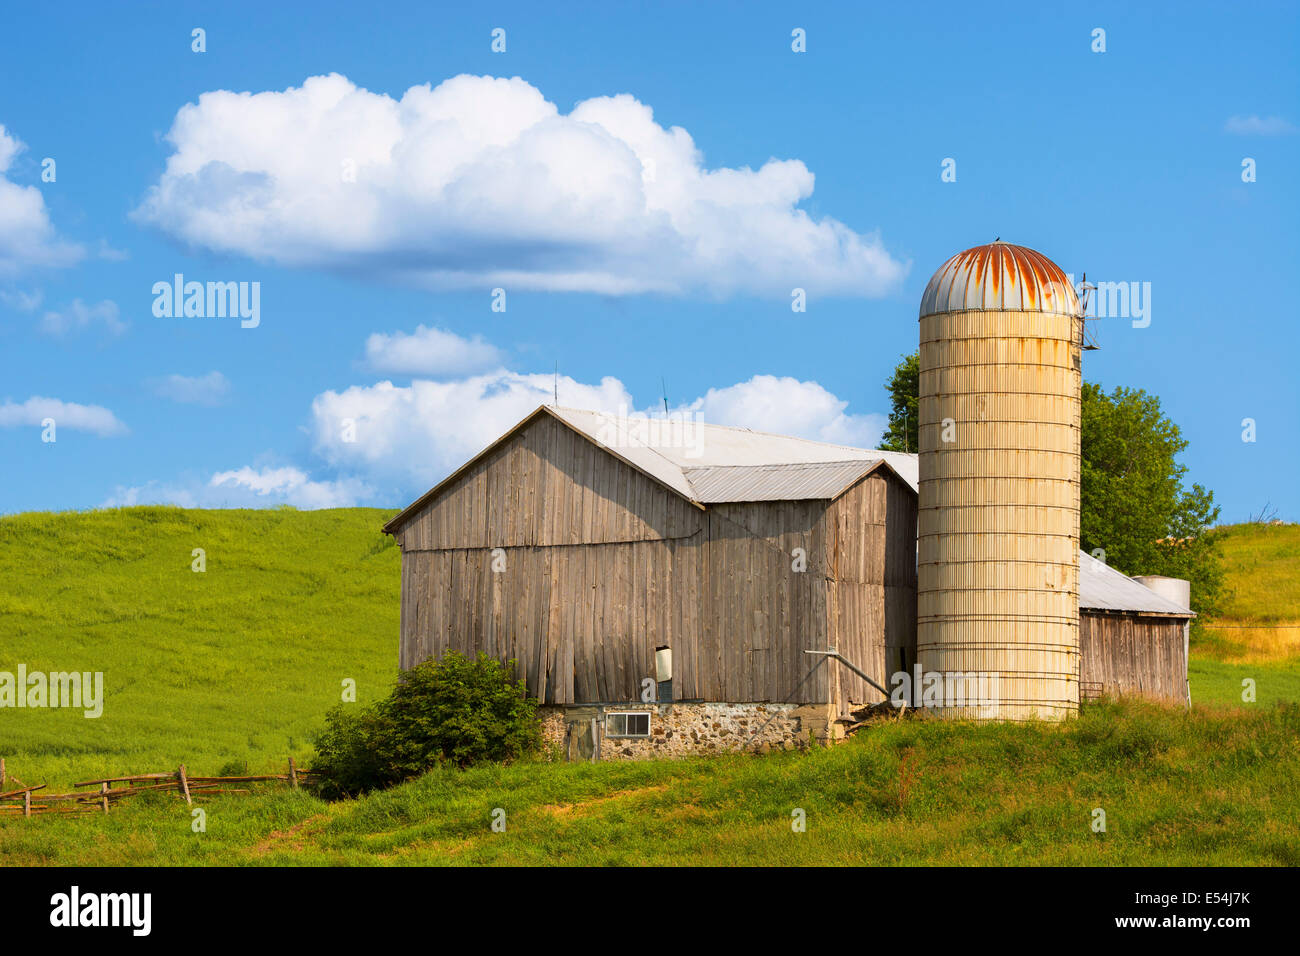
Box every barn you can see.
[1078,552,1193,704]
[383,404,920,757]
[383,403,1194,759]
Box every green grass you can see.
[2,699,1296,866]
[1,508,1297,866]
[1212,523,1300,623]
[0,506,400,786]
[1196,523,1300,665]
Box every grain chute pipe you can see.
[803,649,892,701]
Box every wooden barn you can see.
[1078,552,1193,704]
[384,405,1193,758]
[383,405,919,756]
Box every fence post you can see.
[288,757,298,789]
[24,789,31,818]
[100,781,109,813]
[1,757,6,789]
[178,765,192,805]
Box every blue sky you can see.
[1,0,1296,521]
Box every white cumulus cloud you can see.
[38,298,126,337]
[150,371,231,406]
[103,466,370,510]
[133,73,906,298]
[208,466,371,508]
[310,371,633,485]
[309,368,887,491]
[0,396,127,436]
[676,375,887,448]
[365,325,501,376]
[0,125,82,276]
[1225,114,1296,136]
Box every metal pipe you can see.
[803,649,892,700]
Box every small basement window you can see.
[605,712,651,738]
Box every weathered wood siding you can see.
[823,470,918,706]
[394,414,702,551]
[400,539,701,704]
[1079,611,1187,702]
[396,415,704,703]
[395,415,909,706]
[701,501,829,705]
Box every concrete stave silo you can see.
[916,241,1082,720]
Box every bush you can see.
[312,652,542,796]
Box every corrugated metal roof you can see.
[682,460,880,503]
[1078,549,1192,616]
[550,406,915,503]
[920,240,1080,317]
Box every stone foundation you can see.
[539,701,840,761]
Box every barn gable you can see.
[386,406,921,710]
[387,408,705,552]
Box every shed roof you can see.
[1078,549,1193,616]
[681,460,889,503]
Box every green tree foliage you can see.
[879,352,1226,624]
[1080,383,1226,626]
[879,351,920,452]
[312,651,542,796]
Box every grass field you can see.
[1,508,1297,865]
[1195,523,1300,666]
[3,700,1297,866]
[0,507,401,786]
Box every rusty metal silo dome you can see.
[916,240,1082,720]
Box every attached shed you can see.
[384,406,1193,758]
[1078,551,1193,704]
[383,405,918,755]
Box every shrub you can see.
[216,759,248,777]
[312,651,542,796]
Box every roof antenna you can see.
[661,377,669,415]
[1077,272,1100,351]
[553,361,559,407]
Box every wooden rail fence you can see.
[0,757,320,818]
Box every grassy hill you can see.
[2,699,1296,866]
[0,507,400,787]
[1195,523,1300,666]
[1,508,1297,866]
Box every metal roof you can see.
[384,405,917,531]
[682,460,882,503]
[919,240,1080,317]
[549,406,915,504]
[1078,549,1193,616]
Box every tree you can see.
[312,651,543,796]
[1079,383,1225,626]
[879,351,919,452]
[878,351,1226,626]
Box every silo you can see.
[916,241,1082,720]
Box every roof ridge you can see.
[553,404,904,457]
[682,458,880,472]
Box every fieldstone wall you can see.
[538,701,838,761]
